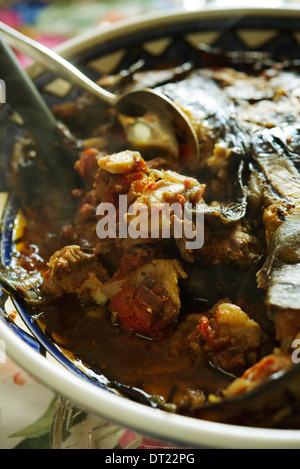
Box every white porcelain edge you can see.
[2,319,300,449]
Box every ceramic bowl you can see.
[1,6,300,449]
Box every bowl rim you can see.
[2,5,300,449]
[2,311,300,449]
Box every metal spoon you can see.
[0,21,200,169]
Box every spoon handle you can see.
[0,34,75,193]
[0,21,116,106]
[0,33,58,164]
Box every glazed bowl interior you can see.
[1,6,300,448]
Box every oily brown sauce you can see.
[12,207,233,407]
[36,296,232,405]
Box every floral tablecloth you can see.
[0,0,297,451]
[0,359,185,449]
[0,357,55,449]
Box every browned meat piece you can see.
[95,151,205,251]
[68,148,259,267]
[42,245,110,305]
[107,258,187,339]
[64,150,154,251]
[191,220,262,268]
[188,301,262,375]
[95,150,205,206]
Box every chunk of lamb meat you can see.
[63,150,150,248]
[105,258,187,339]
[94,151,260,266]
[65,149,206,257]
[95,151,205,251]
[43,245,110,305]
[187,301,262,375]
[95,149,205,206]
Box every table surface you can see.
[0,0,297,450]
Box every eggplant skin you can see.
[257,212,300,309]
[179,364,300,428]
[251,126,300,207]
[0,264,43,305]
[157,71,250,223]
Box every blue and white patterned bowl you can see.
[1,6,300,448]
